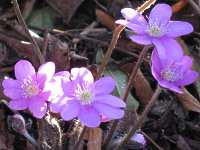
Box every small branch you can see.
[188,0,200,16]
[103,45,151,149]
[12,0,44,64]
[27,25,149,62]
[73,126,87,150]
[115,86,162,150]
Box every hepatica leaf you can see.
[27,7,55,30]
[105,66,139,111]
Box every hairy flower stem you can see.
[12,0,44,64]
[103,45,150,149]
[23,131,38,147]
[73,126,87,150]
[97,0,157,78]
[97,25,125,78]
[115,86,162,150]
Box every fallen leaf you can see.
[120,63,153,105]
[96,9,115,30]
[172,0,188,13]
[0,135,8,150]
[176,88,200,113]
[46,0,85,23]
[176,135,192,150]
[27,7,56,30]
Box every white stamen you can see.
[75,82,94,105]
[148,18,167,37]
[161,65,183,82]
[21,78,39,97]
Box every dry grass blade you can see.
[176,88,200,113]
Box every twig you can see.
[80,21,98,36]
[121,46,151,103]
[93,0,108,12]
[27,26,149,62]
[103,45,151,149]
[73,126,87,150]
[141,131,165,150]
[115,86,162,150]
[22,0,36,19]
[42,29,49,58]
[79,36,149,62]
[97,25,125,78]
[12,0,44,64]
[0,66,13,73]
[188,0,200,16]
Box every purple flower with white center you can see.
[116,4,193,59]
[50,67,126,127]
[2,60,55,118]
[151,47,198,93]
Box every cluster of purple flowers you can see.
[116,3,198,93]
[2,60,125,127]
[2,3,199,128]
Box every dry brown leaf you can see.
[120,63,153,105]
[172,0,188,13]
[0,135,8,150]
[134,69,153,105]
[176,88,200,113]
[83,128,102,150]
[96,9,115,30]
[46,0,85,23]
[117,39,143,51]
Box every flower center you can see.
[21,79,39,97]
[161,65,183,82]
[79,91,93,105]
[148,26,162,37]
[148,19,167,37]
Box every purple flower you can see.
[50,67,126,127]
[2,60,55,118]
[151,47,198,93]
[131,133,146,146]
[116,4,193,59]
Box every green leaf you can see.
[27,7,55,30]
[104,65,139,111]
[95,48,104,64]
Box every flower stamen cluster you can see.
[21,78,40,97]
[160,65,183,82]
